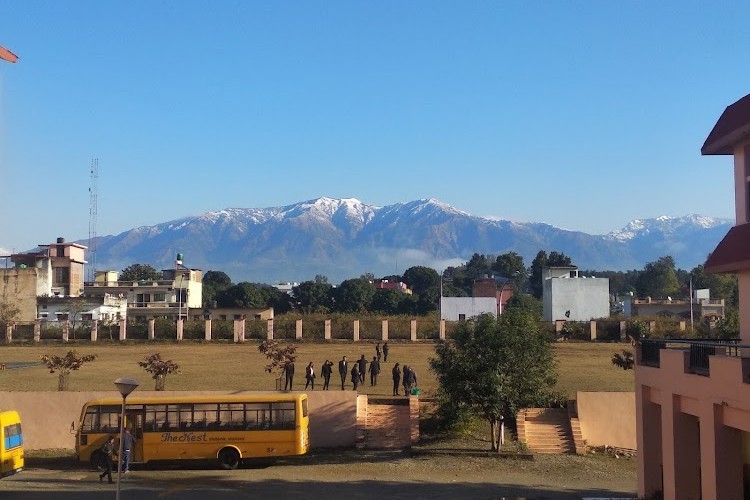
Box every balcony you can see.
[638,338,743,376]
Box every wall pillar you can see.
[62,320,69,342]
[233,318,246,343]
[265,318,272,340]
[649,320,656,333]
[555,320,565,334]
[439,319,445,340]
[679,320,686,332]
[239,317,246,342]
[4,325,12,343]
[699,402,744,499]
[33,320,41,342]
[324,319,331,340]
[661,395,700,499]
[620,320,627,341]
[410,320,417,341]
[353,320,360,342]
[119,319,126,341]
[176,318,184,341]
[381,320,388,341]
[295,319,303,340]
[204,318,212,341]
[590,320,597,340]
[90,320,98,342]
[148,318,156,340]
[636,386,662,499]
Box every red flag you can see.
[0,45,18,63]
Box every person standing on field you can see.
[338,356,348,390]
[351,364,360,391]
[304,361,316,390]
[321,360,333,390]
[375,342,382,362]
[120,427,136,473]
[402,365,411,396]
[284,361,295,391]
[392,363,401,396]
[369,356,380,386]
[382,342,389,362]
[358,355,367,384]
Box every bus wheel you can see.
[218,447,241,470]
[90,451,107,472]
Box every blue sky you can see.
[0,1,746,253]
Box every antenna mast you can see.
[88,158,99,282]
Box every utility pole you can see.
[87,159,99,282]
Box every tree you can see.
[714,307,740,339]
[611,350,635,370]
[637,256,680,299]
[258,340,297,387]
[371,289,403,315]
[216,282,267,308]
[40,351,97,391]
[60,298,89,340]
[430,310,557,452]
[138,353,180,390]
[293,281,334,313]
[529,251,548,299]
[0,299,20,332]
[334,278,374,313]
[492,252,526,289]
[504,292,543,321]
[402,266,440,295]
[119,264,162,282]
[202,270,233,308]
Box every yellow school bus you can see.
[0,410,24,477]
[76,393,309,470]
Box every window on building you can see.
[154,293,166,302]
[53,267,69,285]
[458,314,466,322]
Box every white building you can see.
[440,297,497,321]
[37,294,127,323]
[542,267,609,322]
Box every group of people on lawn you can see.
[283,342,418,396]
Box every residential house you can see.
[542,266,609,322]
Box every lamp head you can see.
[114,377,139,397]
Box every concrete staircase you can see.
[517,408,576,454]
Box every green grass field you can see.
[0,340,634,397]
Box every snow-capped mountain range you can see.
[74,197,732,283]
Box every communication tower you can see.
[87,159,98,282]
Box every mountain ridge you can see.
[50,197,734,283]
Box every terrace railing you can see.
[639,338,742,375]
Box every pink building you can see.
[636,94,750,499]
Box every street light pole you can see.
[114,377,139,500]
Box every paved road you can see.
[0,451,637,500]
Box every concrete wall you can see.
[543,277,609,322]
[576,391,636,451]
[0,390,357,451]
[0,268,44,323]
[440,297,497,321]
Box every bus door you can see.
[124,410,144,463]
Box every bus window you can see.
[193,404,219,430]
[272,402,295,430]
[302,398,308,418]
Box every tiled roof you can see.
[702,93,750,155]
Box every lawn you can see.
[0,340,634,397]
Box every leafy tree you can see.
[547,251,572,267]
[689,264,738,307]
[492,252,526,289]
[637,256,680,299]
[371,289,403,315]
[334,278,374,313]
[119,264,162,282]
[40,351,97,391]
[0,299,20,331]
[402,266,440,295]
[314,274,329,284]
[216,282,268,308]
[293,281,334,313]
[416,286,440,315]
[202,270,233,308]
[60,298,89,340]
[714,307,740,340]
[504,292,543,321]
[258,340,297,387]
[138,353,180,390]
[529,251,548,299]
[430,310,557,452]
[262,285,293,314]
[611,350,634,370]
